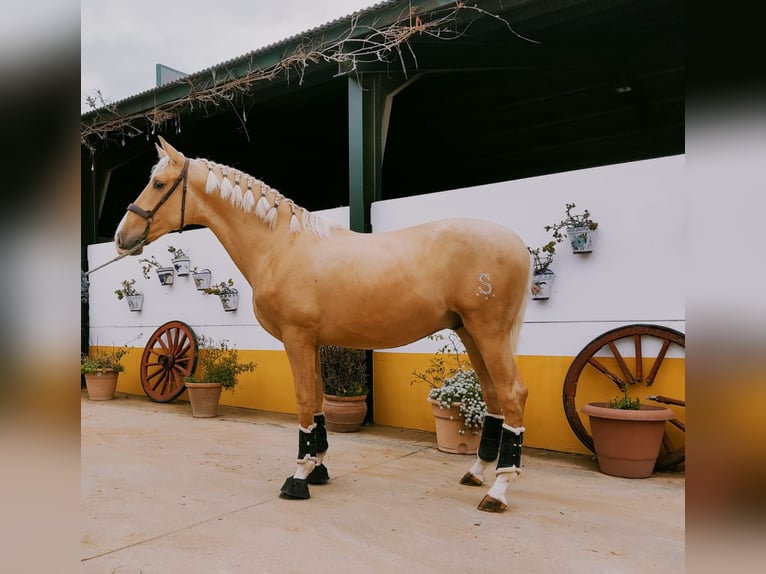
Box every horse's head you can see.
[114,136,192,255]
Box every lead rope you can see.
[82,240,146,277]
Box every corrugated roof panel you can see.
[83,0,401,115]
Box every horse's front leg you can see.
[279,340,327,500]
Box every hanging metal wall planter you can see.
[192,269,212,290]
[126,293,144,311]
[531,270,555,300]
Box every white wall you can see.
[88,155,684,358]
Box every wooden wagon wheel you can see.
[563,324,685,470]
[140,320,198,403]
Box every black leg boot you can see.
[460,414,504,486]
[307,414,330,484]
[279,426,317,499]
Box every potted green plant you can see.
[545,202,599,254]
[527,241,556,300]
[184,335,256,418]
[581,389,675,478]
[81,346,128,400]
[167,245,191,276]
[139,255,175,286]
[203,278,239,311]
[411,333,486,454]
[191,267,212,290]
[114,278,143,311]
[320,345,368,432]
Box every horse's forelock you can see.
[150,156,170,178]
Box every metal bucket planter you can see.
[126,293,144,312]
[219,289,239,312]
[192,269,212,290]
[172,256,191,276]
[567,226,594,254]
[531,270,555,300]
[156,266,175,286]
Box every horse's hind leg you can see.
[455,328,505,487]
[308,349,330,485]
[463,327,528,513]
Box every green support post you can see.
[347,75,385,233]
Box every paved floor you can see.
[81,391,684,573]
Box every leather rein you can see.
[126,157,190,245]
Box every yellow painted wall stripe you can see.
[98,346,684,456]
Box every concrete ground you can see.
[82,391,684,574]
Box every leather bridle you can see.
[125,157,190,245]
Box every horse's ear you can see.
[155,143,167,158]
[157,136,184,166]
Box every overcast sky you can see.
[81,0,380,113]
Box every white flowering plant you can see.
[428,368,487,435]
[412,332,487,435]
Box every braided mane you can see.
[193,157,339,238]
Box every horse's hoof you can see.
[477,495,507,513]
[279,477,310,499]
[460,472,483,487]
[307,463,330,485]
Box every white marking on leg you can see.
[485,468,520,507]
[293,455,318,480]
[468,457,494,484]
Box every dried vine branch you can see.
[81,2,528,150]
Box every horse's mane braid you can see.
[198,158,336,238]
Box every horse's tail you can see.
[510,260,531,355]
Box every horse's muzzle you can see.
[115,232,145,256]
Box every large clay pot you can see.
[582,402,675,478]
[83,370,119,401]
[428,397,481,455]
[186,382,223,418]
[323,394,368,432]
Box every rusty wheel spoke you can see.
[586,357,627,391]
[607,341,636,386]
[645,339,671,386]
[634,334,643,382]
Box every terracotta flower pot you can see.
[323,394,368,432]
[427,397,481,455]
[84,370,119,401]
[186,382,223,418]
[582,402,675,478]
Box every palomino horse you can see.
[115,137,531,512]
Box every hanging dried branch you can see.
[81,2,528,150]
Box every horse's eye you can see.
[153,180,165,190]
